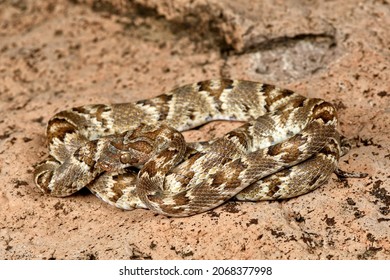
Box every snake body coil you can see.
[34,79,352,216]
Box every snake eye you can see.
[120,153,132,164]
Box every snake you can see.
[33,79,363,217]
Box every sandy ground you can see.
[0,0,389,259]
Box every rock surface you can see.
[0,0,389,259]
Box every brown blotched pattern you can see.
[34,79,360,216]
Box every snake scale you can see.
[34,79,363,217]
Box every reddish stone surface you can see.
[0,0,389,259]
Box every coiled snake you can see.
[34,79,364,217]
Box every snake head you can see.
[95,135,151,173]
